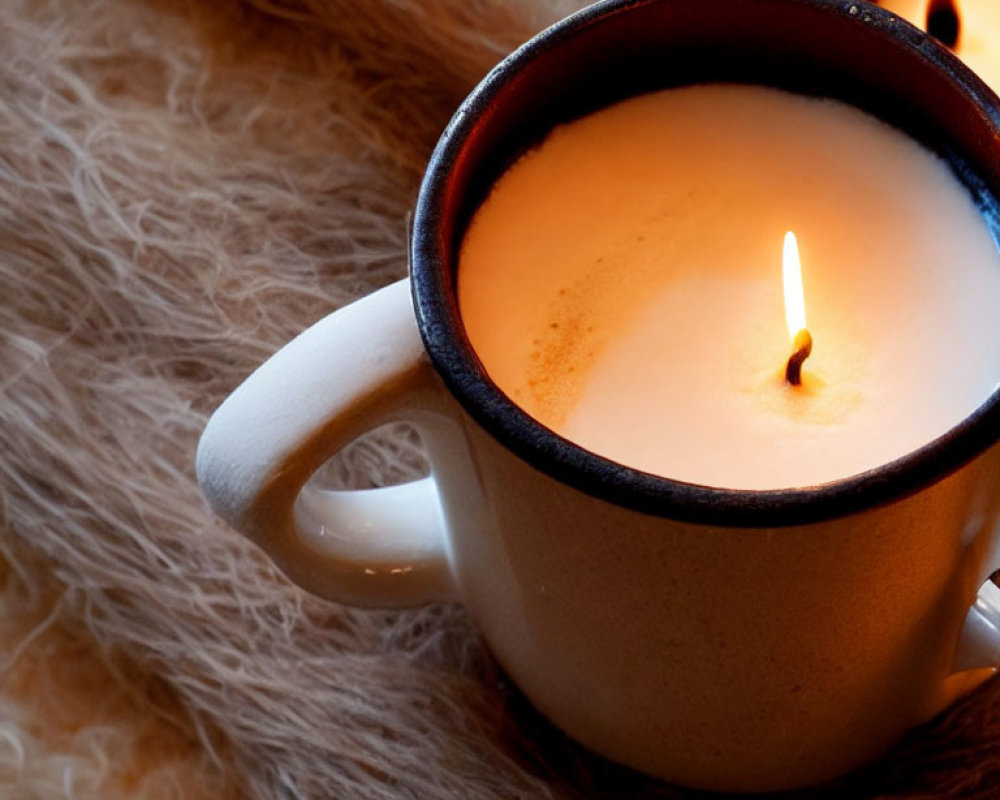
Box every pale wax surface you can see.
[458,84,1000,490]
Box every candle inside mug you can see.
[457,84,1000,490]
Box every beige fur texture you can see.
[3,1,1000,797]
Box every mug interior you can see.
[410,0,1000,527]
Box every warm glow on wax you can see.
[783,231,806,340]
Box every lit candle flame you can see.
[782,231,812,386]
[783,231,806,341]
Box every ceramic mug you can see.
[197,0,1000,792]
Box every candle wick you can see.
[927,0,960,49]
[785,328,813,386]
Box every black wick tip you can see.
[785,329,813,386]
[927,0,960,49]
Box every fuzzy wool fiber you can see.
[3,1,1000,798]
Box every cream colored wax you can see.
[458,85,1000,490]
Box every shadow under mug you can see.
[197,0,1000,792]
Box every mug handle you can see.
[196,278,458,608]
[954,577,1000,671]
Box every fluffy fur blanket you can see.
[3,1,1000,797]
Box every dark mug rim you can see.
[410,0,1000,528]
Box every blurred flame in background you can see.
[877,0,1000,91]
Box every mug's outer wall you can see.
[428,402,1000,791]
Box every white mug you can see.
[197,0,1000,792]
